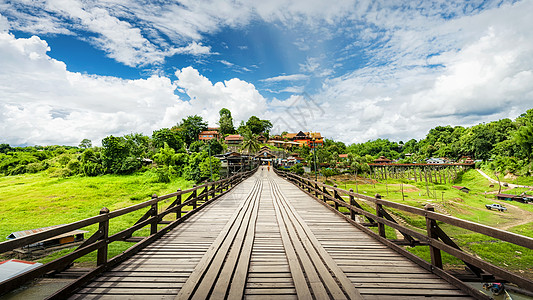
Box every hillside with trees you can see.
[1,108,533,183]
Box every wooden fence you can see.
[275,168,533,296]
[0,168,257,297]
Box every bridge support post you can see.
[150,194,158,235]
[349,189,355,221]
[333,185,339,211]
[97,207,110,266]
[176,189,182,220]
[425,204,443,269]
[375,194,386,238]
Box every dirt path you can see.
[491,199,533,230]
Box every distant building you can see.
[452,186,470,193]
[198,130,219,141]
[496,193,521,201]
[282,131,324,148]
[257,135,267,144]
[374,156,392,164]
[459,156,474,164]
[426,157,448,164]
[225,134,243,145]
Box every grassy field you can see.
[1,168,531,278]
[0,171,194,264]
[323,169,533,278]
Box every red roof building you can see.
[225,134,243,144]
[198,131,219,141]
[374,156,392,163]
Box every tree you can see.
[177,115,208,146]
[101,135,140,174]
[124,133,150,158]
[218,108,235,135]
[152,128,183,151]
[322,168,337,184]
[208,139,224,155]
[514,124,533,160]
[240,127,260,154]
[245,116,272,135]
[101,135,129,173]
[79,139,92,149]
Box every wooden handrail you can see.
[0,167,258,297]
[275,168,533,292]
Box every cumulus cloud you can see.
[302,0,533,144]
[0,32,269,145]
[0,32,185,145]
[2,0,532,147]
[175,67,268,126]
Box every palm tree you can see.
[240,127,260,154]
[240,127,260,170]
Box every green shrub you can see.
[67,160,81,174]
[81,161,105,176]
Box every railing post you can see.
[349,188,355,221]
[314,183,319,198]
[425,204,443,269]
[150,194,158,235]
[176,189,182,220]
[375,194,386,238]
[333,185,339,211]
[322,186,328,202]
[192,185,198,210]
[97,207,110,266]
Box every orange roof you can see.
[306,132,322,139]
[225,134,243,141]
[199,131,219,135]
[339,154,348,158]
[283,133,298,139]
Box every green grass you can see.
[0,171,194,265]
[324,169,533,278]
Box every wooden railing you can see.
[0,168,257,297]
[275,168,533,296]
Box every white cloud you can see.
[175,66,268,126]
[0,31,271,146]
[0,32,189,145]
[305,0,533,144]
[0,13,9,32]
[170,41,213,56]
[261,74,309,82]
[299,57,320,73]
[220,60,234,67]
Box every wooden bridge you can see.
[1,167,532,299]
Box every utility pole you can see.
[312,137,318,181]
[208,140,213,182]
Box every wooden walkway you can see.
[68,167,473,299]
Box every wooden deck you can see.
[68,167,473,299]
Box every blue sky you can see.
[1,0,532,146]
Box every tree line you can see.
[0,109,271,183]
[1,108,532,181]
[287,108,533,177]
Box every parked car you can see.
[485,204,507,212]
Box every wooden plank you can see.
[271,179,362,300]
[174,179,260,299]
[270,178,313,300]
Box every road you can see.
[476,169,533,189]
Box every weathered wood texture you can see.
[68,167,473,299]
